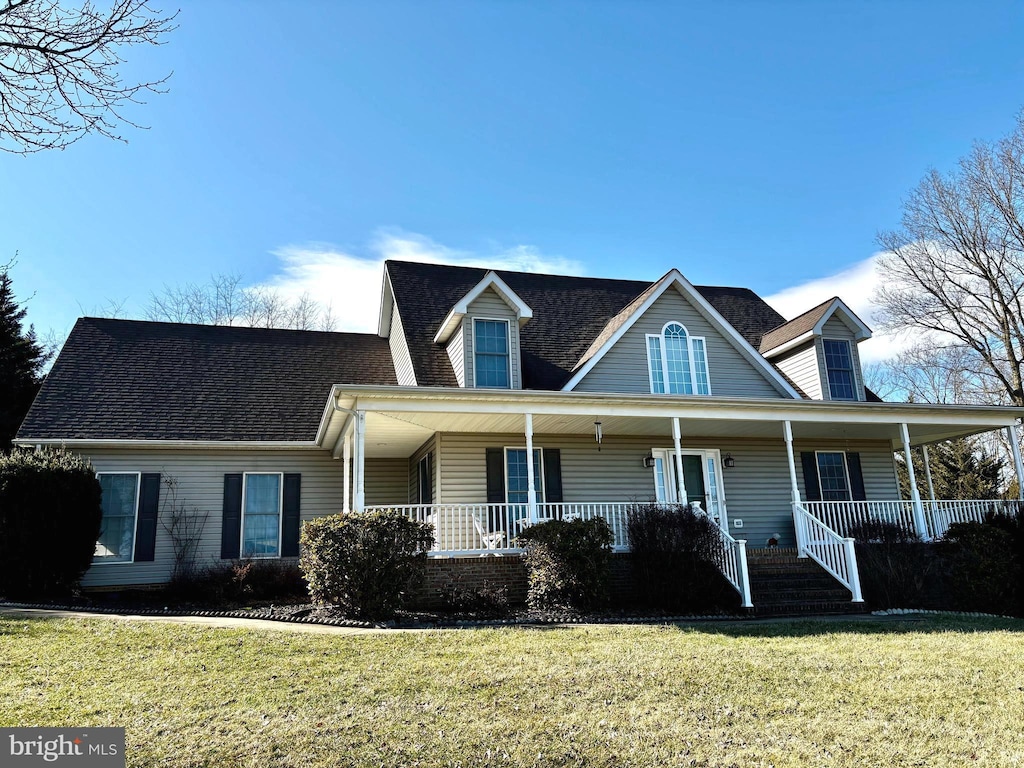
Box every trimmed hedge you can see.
[299,510,434,620]
[850,521,945,610]
[0,447,102,598]
[517,518,613,610]
[940,522,1018,615]
[627,503,738,613]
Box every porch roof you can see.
[320,385,1024,459]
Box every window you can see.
[646,322,711,395]
[242,473,282,558]
[816,452,851,501]
[417,453,433,504]
[823,339,856,400]
[504,448,544,504]
[96,473,140,561]
[474,319,511,388]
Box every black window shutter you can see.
[281,473,302,557]
[846,453,866,501]
[801,452,822,502]
[485,448,505,503]
[134,473,161,562]
[543,448,563,503]
[221,474,243,559]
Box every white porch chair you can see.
[472,509,505,552]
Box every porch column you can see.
[672,417,688,506]
[343,432,352,513]
[1008,425,1024,502]
[921,444,936,504]
[525,413,537,523]
[354,410,366,513]
[900,422,929,539]
[783,420,800,504]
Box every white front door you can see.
[651,448,728,529]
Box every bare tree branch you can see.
[0,0,177,153]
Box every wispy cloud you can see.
[259,230,585,333]
[763,253,911,364]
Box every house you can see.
[16,260,1024,610]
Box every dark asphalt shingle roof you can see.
[17,318,397,441]
[386,260,789,390]
[759,297,838,354]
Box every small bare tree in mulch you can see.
[159,475,209,584]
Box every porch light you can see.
[723,453,736,469]
[643,453,656,469]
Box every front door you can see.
[651,449,727,527]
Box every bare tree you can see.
[875,112,1024,407]
[865,344,1002,406]
[0,0,177,154]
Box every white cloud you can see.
[763,253,913,364]
[259,230,585,333]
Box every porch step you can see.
[746,549,868,618]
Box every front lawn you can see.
[1,616,1023,766]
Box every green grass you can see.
[2,616,1024,767]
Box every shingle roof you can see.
[758,297,838,354]
[386,260,788,390]
[17,318,397,441]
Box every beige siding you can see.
[78,448,408,588]
[464,288,522,389]
[575,286,784,398]
[818,317,866,401]
[408,435,438,503]
[774,341,822,399]
[445,327,466,387]
[437,432,899,549]
[388,304,417,386]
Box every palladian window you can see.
[646,322,711,395]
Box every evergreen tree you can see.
[0,266,48,452]
[898,437,1005,501]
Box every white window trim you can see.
[241,471,284,560]
[814,450,852,501]
[503,446,545,504]
[417,453,432,504]
[472,317,512,389]
[93,471,141,564]
[649,448,728,527]
[822,338,856,401]
[644,322,711,395]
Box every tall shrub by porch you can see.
[0,447,102,598]
[517,518,613,610]
[299,510,434,620]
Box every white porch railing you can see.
[803,499,1022,540]
[792,503,863,602]
[365,501,753,608]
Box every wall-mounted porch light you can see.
[642,453,656,469]
[723,452,736,469]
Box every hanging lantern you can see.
[594,420,603,451]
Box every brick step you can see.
[750,576,845,590]
[750,599,867,617]
[752,589,854,602]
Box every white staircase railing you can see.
[792,503,863,602]
[708,515,753,609]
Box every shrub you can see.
[300,510,434,620]
[438,577,510,617]
[0,447,102,599]
[517,518,613,610]
[170,559,307,604]
[940,521,1018,615]
[626,503,738,613]
[849,520,945,610]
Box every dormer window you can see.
[646,322,711,395]
[823,339,856,400]
[474,319,511,388]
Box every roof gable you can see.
[760,297,871,357]
[433,271,533,344]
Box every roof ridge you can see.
[78,316,380,339]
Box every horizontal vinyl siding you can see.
[575,286,783,398]
[408,435,438,504]
[438,432,898,549]
[446,328,466,387]
[819,317,866,402]
[79,449,411,587]
[465,288,522,389]
[774,342,822,400]
[388,305,417,386]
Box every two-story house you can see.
[16,260,1024,609]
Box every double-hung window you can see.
[96,472,140,561]
[646,322,711,395]
[816,452,851,501]
[474,319,511,388]
[417,453,433,504]
[505,448,544,504]
[823,339,856,400]
[242,473,283,558]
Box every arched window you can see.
[646,322,711,395]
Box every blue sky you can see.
[4,1,1024,362]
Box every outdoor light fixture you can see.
[594,420,603,451]
[723,452,736,469]
[643,453,656,469]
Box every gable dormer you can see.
[433,272,533,389]
[760,298,871,401]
